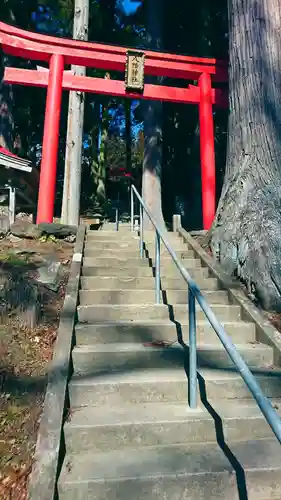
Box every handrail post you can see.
[188,288,197,408]
[155,231,161,304]
[130,187,134,232]
[140,204,144,258]
[115,191,119,231]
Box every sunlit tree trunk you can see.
[210,0,281,310]
[142,0,166,230]
[61,0,89,225]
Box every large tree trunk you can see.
[95,101,108,206]
[0,54,14,150]
[142,0,165,230]
[210,0,281,310]
[90,94,109,211]
[125,100,132,174]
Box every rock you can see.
[10,220,41,239]
[37,223,77,239]
[0,275,41,329]
[16,212,27,219]
[61,258,70,266]
[7,234,22,244]
[10,220,77,241]
[0,215,10,236]
[13,248,36,256]
[0,194,8,205]
[35,260,63,292]
[64,234,76,243]
[16,212,33,223]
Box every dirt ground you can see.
[0,237,73,499]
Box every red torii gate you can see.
[0,22,228,229]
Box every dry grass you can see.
[0,238,73,499]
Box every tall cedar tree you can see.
[210,0,281,310]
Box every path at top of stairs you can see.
[58,226,281,500]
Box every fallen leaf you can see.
[143,340,176,348]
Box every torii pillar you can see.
[36,54,64,224]
[199,72,216,231]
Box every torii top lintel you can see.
[0,22,228,83]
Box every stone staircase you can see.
[58,227,281,500]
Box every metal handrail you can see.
[130,184,281,444]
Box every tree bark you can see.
[61,0,89,225]
[96,101,108,206]
[210,0,281,310]
[125,99,132,174]
[142,0,165,231]
[0,54,14,150]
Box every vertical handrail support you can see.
[139,204,144,258]
[188,288,197,408]
[155,230,161,304]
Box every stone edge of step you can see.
[27,225,86,500]
[179,229,281,369]
[64,398,281,427]
[58,438,281,490]
[71,342,272,354]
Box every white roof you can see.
[0,148,32,173]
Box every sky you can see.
[122,0,142,15]
[34,2,142,34]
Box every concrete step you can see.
[100,223,131,231]
[81,265,209,278]
[75,320,256,345]
[86,231,180,241]
[58,439,281,499]
[82,257,202,269]
[83,257,150,268]
[83,248,195,259]
[84,241,141,250]
[143,243,191,254]
[69,367,281,407]
[84,241,189,252]
[72,343,273,376]
[80,276,219,291]
[77,303,241,323]
[141,232,183,241]
[86,232,139,240]
[83,248,140,258]
[144,248,199,261]
[148,251,198,262]
[79,289,229,306]
[143,238,186,246]
[85,237,188,249]
[162,289,228,304]
[64,400,281,454]
[81,265,153,277]
[199,367,281,400]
